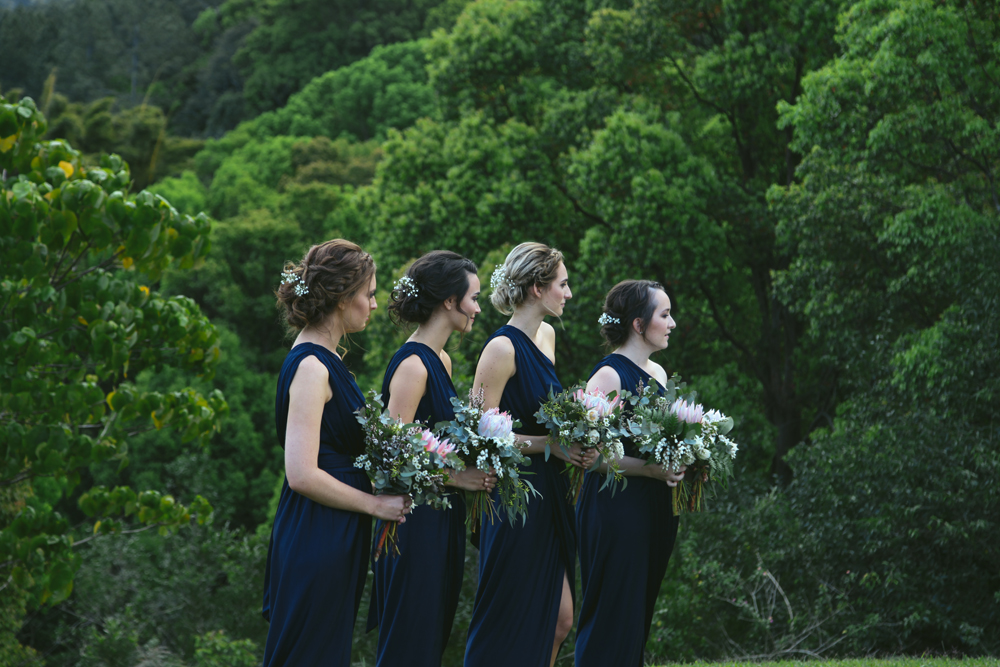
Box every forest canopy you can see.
[2,0,998,664]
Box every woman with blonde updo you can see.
[366,250,497,667]
[465,242,596,667]
[574,280,686,667]
[262,239,411,667]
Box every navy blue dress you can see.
[574,354,679,667]
[366,342,466,667]
[465,325,576,667]
[262,343,372,667]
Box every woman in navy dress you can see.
[367,251,497,666]
[575,280,686,667]
[465,242,596,667]
[262,239,411,667]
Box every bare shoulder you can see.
[476,335,516,382]
[395,354,430,384]
[587,365,622,395]
[538,321,556,344]
[289,354,332,400]
[647,360,668,386]
[481,334,515,362]
[438,349,453,376]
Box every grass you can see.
[651,659,998,667]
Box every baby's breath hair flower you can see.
[281,270,309,297]
[598,312,620,326]
[394,275,419,299]
[490,264,513,291]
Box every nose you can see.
[565,286,573,300]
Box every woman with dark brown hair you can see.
[262,239,411,667]
[575,279,686,667]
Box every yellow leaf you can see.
[78,316,88,326]
[122,256,134,269]
[106,391,116,411]
[58,161,74,178]
[139,285,150,297]
[44,191,55,201]
[0,134,16,153]
[93,521,101,534]
[151,411,163,430]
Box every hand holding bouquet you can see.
[535,385,627,504]
[435,389,537,527]
[625,379,739,514]
[354,391,463,559]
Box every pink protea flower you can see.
[420,430,454,456]
[670,399,705,424]
[479,408,514,440]
[575,387,620,418]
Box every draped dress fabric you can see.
[366,342,467,667]
[262,342,372,667]
[574,354,679,667]
[465,325,576,667]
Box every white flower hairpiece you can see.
[598,313,620,326]
[281,270,309,297]
[491,264,514,291]
[394,275,419,299]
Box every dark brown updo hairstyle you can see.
[599,279,666,349]
[388,250,478,326]
[276,239,376,331]
[489,242,564,315]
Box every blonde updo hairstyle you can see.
[490,242,564,315]
[276,239,376,331]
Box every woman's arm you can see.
[474,336,590,467]
[389,353,495,492]
[586,363,684,485]
[284,356,410,522]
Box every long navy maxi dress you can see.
[465,325,576,667]
[262,343,372,667]
[574,354,679,667]
[366,341,467,667]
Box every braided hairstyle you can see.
[599,279,666,349]
[388,250,478,326]
[275,239,376,331]
[489,242,564,315]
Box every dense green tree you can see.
[233,0,449,115]
[1,95,224,640]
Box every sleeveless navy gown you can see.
[262,342,372,667]
[574,354,679,667]
[366,342,466,666]
[465,325,576,667]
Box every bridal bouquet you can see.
[535,385,627,504]
[625,379,739,514]
[435,389,536,527]
[354,391,463,559]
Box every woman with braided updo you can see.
[574,280,686,667]
[262,239,411,667]
[366,250,497,667]
[465,242,596,667]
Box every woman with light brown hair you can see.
[262,239,411,667]
[465,242,595,667]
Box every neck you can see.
[613,336,653,369]
[408,312,457,354]
[507,303,547,338]
[295,317,346,356]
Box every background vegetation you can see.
[2,0,997,664]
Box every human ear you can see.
[632,318,644,336]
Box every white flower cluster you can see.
[394,275,419,299]
[490,264,514,291]
[598,312,620,326]
[354,454,372,471]
[281,270,309,297]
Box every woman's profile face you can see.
[540,262,571,317]
[344,275,378,333]
[454,273,482,333]
[641,289,675,349]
